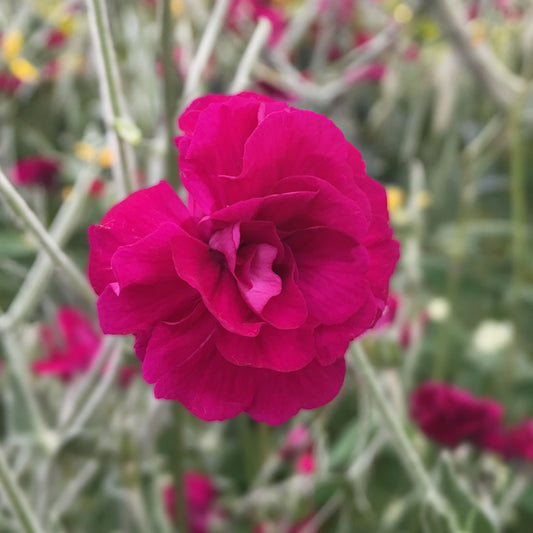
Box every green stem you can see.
[0,168,95,308]
[171,404,188,533]
[0,446,45,533]
[510,94,527,290]
[160,0,180,189]
[86,0,136,198]
[349,343,461,533]
[2,332,49,442]
[0,166,94,332]
[181,0,231,109]
[238,415,257,486]
[506,89,528,390]
[230,17,272,93]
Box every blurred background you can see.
[0,0,533,532]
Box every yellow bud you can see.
[61,186,73,200]
[171,0,185,17]
[56,14,76,36]
[393,4,413,25]
[97,147,113,168]
[2,31,23,62]
[386,186,405,213]
[9,58,39,83]
[74,142,96,162]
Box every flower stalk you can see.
[160,0,180,189]
[0,446,45,533]
[181,0,231,109]
[86,0,137,198]
[349,343,461,533]
[0,168,96,308]
[0,166,94,332]
[171,404,189,533]
[230,17,272,93]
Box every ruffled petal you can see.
[111,222,183,288]
[286,227,369,325]
[216,324,314,372]
[143,304,217,383]
[149,343,257,422]
[171,229,263,336]
[314,290,379,365]
[97,280,198,335]
[247,358,346,425]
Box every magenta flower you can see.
[46,29,67,49]
[33,307,101,381]
[164,472,220,533]
[280,425,312,459]
[0,72,21,95]
[11,156,60,188]
[88,92,398,424]
[410,382,503,448]
[502,421,533,461]
[480,420,533,462]
[228,0,287,48]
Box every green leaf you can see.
[329,422,359,469]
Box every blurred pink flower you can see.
[11,157,60,188]
[410,382,503,448]
[280,425,312,459]
[117,364,139,388]
[502,421,533,461]
[89,178,106,198]
[295,450,316,474]
[0,72,21,95]
[344,64,387,85]
[33,307,102,381]
[228,0,287,48]
[481,420,533,462]
[46,29,67,49]
[88,92,398,424]
[164,472,220,533]
[374,293,399,330]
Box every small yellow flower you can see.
[61,186,73,201]
[74,142,97,162]
[53,12,76,36]
[9,58,40,83]
[97,147,113,168]
[2,30,23,62]
[393,4,413,25]
[171,0,185,17]
[386,186,405,213]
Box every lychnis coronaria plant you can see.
[88,92,399,423]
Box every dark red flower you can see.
[410,382,503,448]
[89,178,106,197]
[117,365,139,388]
[11,157,60,188]
[0,72,21,95]
[46,29,67,49]
[497,421,533,461]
